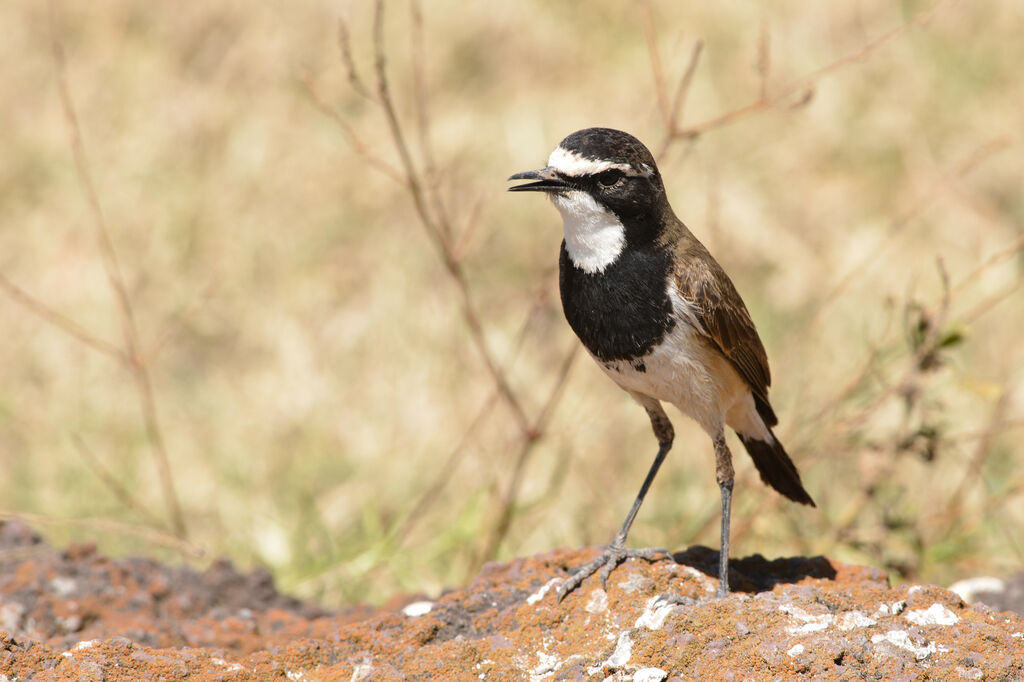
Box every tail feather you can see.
[753,393,778,427]
[737,431,815,507]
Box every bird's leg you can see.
[712,430,735,598]
[557,402,675,602]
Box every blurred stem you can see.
[47,0,186,540]
[476,344,578,567]
[370,0,532,435]
[655,0,954,152]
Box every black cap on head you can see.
[557,128,658,173]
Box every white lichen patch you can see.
[633,667,668,682]
[786,644,805,657]
[905,603,959,626]
[401,600,434,617]
[211,657,244,672]
[526,579,560,605]
[617,572,648,594]
[634,596,676,630]
[588,632,633,675]
[779,604,834,634]
[350,662,375,682]
[870,630,946,660]
[838,610,877,630]
[529,651,560,680]
[608,632,633,666]
[61,640,100,660]
[872,599,907,619]
[585,589,608,614]
[49,577,77,597]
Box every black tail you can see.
[737,431,815,507]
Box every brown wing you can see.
[674,240,777,425]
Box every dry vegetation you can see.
[0,0,1021,605]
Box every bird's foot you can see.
[556,542,672,602]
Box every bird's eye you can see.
[596,169,624,187]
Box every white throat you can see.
[550,190,626,274]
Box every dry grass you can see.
[1,0,1021,605]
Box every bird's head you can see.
[509,128,671,272]
[508,127,667,221]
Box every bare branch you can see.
[408,0,454,243]
[817,136,1009,311]
[392,291,552,544]
[945,389,1009,519]
[640,0,671,129]
[951,233,1024,299]
[300,73,406,184]
[337,18,373,102]
[370,0,532,434]
[451,191,486,262]
[0,273,125,362]
[961,280,1021,325]
[668,0,952,143]
[0,511,203,559]
[669,40,703,130]
[73,436,166,529]
[655,39,703,159]
[477,344,579,564]
[48,0,186,539]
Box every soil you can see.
[1,519,1022,680]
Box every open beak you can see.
[507,167,570,193]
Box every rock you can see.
[1,522,1022,679]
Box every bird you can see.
[507,127,815,601]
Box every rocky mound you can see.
[1,520,1021,679]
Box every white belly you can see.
[594,288,767,440]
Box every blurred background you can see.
[1,0,1021,605]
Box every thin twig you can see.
[0,511,203,559]
[477,344,579,564]
[369,0,532,434]
[653,40,704,159]
[950,233,1024,299]
[451,191,486,261]
[336,19,373,102]
[73,436,166,529]
[299,74,406,184]
[395,391,500,544]
[668,41,704,131]
[640,0,671,130]
[407,0,453,242]
[48,0,186,539]
[0,273,126,362]
[817,136,1009,311]
[393,290,552,544]
[961,280,1021,325]
[667,0,952,143]
[942,389,1009,524]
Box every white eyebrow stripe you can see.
[547,146,631,177]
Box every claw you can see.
[556,544,672,602]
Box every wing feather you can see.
[674,242,777,425]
